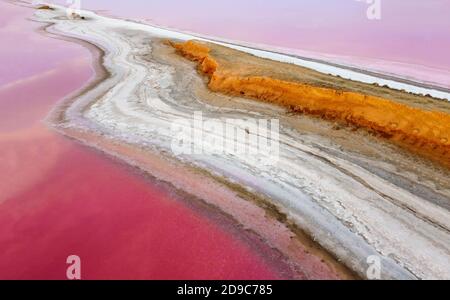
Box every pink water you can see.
[50,0,450,89]
[0,1,281,279]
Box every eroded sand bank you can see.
[35,5,450,279]
[172,40,450,168]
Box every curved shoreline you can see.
[32,4,450,279]
[29,3,354,279]
[142,23,450,94]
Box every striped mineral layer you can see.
[35,5,450,279]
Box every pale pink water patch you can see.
[51,0,450,89]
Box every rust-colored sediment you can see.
[37,5,53,10]
[171,40,450,168]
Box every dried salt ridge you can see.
[172,41,450,168]
[37,5,450,279]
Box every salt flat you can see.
[37,5,450,279]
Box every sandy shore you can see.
[34,4,450,279]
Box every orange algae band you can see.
[172,40,450,166]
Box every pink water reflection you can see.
[0,1,281,279]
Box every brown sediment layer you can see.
[37,5,53,10]
[171,40,450,167]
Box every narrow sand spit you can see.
[34,5,450,279]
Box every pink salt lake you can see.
[0,1,283,279]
